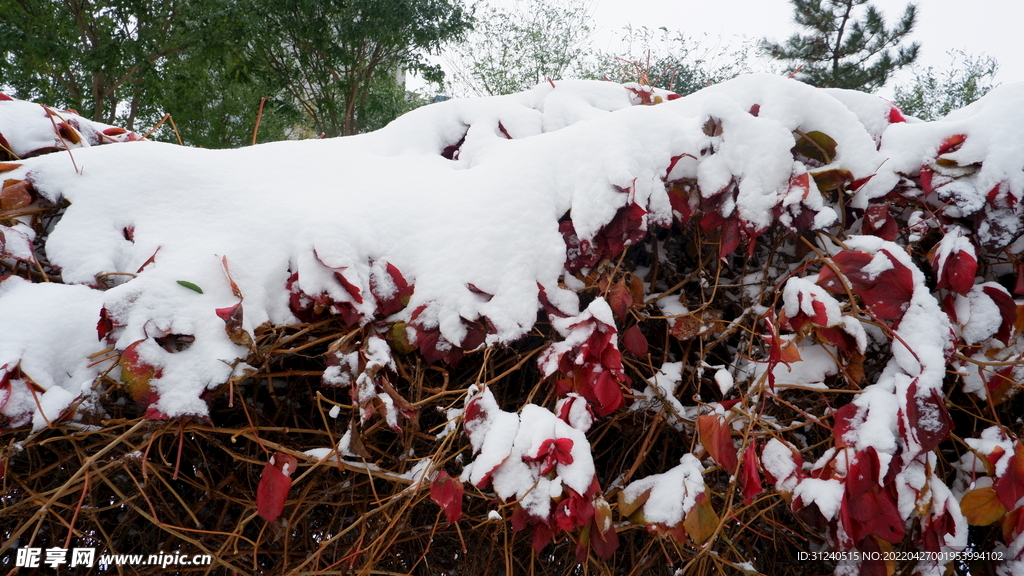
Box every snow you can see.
[793,478,844,520]
[0,276,107,427]
[714,369,734,396]
[960,283,1007,345]
[0,74,902,420]
[619,453,706,526]
[863,82,1024,247]
[630,362,695,428]
[761,439,801,494]
[460,387,595,520]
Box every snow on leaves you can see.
[538,298,628,417]
[618,454,719,545]
[3,77,1024,574]
[460,386,613,558]
[323,332,414,431]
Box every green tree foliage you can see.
[446,0,594,96]
[762,0,919,91]
[591,26,756,97]
[892,51,999,121]
[0,0,469,145]
[243,0,471,136]
[0,0,203,127]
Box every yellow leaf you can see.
[594,496,613,535]
[617,487,651,521]
[960,486,1007,526]
[683,490,719,545]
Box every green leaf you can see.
[177,280,204,294]
[792,130,838,165]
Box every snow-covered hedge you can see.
[2,75,1024,575]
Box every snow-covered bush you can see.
[2,75,1024,575]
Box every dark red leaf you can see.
[982,285,1016,344]
[530,520,555,554]
[718,217,741,260]
[429,470,464,524]
[741,441,762,504]
[832,402,861,449]
[902,381,952,455]
[608,280,632,320]
[590,519,618,559]
[994,443,1024,510]
[256,453,298,522]
[97,307,114,342]
[862,205,898,241]
[622,325,648,356]
[591,370,624,417]
[846,447,880,499]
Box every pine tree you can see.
[762,0,919,91]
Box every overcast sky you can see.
[589,0,1023,96]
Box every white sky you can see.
[589,0,1023,96]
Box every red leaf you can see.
[741,442,762,504]
[862,205,898,241]
[608,279,632,320]
[622,325,648,356]
[118,340,161,402]
[845,484,905,544]
[888,106,906,124]
[1,179,33,211]
[902,381,952,455]
[819,250,914,320]
[698,414,738,473]
[590,519,618,559]
[846,447,880,499]
[591,370,624,417]
[429,470,464,524]
[256,453,298,522]
[832,402,861,449]
[531,437,575,474]
[718,217,741,260]
[936,249,977,294]
[982,285,1016,344]
[994,442,1024,510]
[97,307,114,342]
[530,520,555,555]
[216,303,253,347]
[937,134,966,155]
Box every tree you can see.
[892,50,999,120]
[242,0,472,136]
[589,26,757,97]
[762,0,919,91]
[445,0,594,97]
[0,0,205,128]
